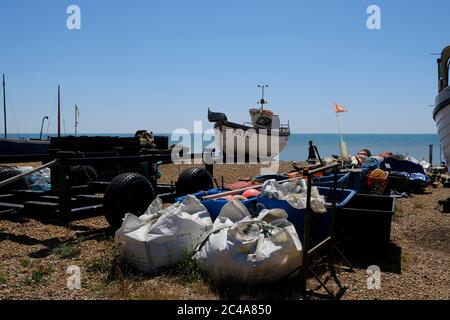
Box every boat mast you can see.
[257,84,268,111]
[57,85,61,137]
[74,104,79,136]
[2,74,7,138]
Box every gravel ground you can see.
[0,162,449,300]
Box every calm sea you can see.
[8,133,442,164]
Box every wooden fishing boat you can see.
[0,137,49,155]
[434,46,450,171]
[208,86,290,161]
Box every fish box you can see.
[257,187,356,242]
[337,194,395,250]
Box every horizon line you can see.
[2,132,440,136]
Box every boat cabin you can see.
[438,45,450,92]
[248,108,280,130]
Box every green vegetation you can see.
[87,256,114,274]
[164,254,204,284]
[19,258,31,268]
[52,243,81,259]
[0,271,6,285]
[24,265,53,286]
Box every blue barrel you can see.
[176,189,258,220]
[257,187,356,241]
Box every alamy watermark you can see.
[366,5,381,30]
[66,5,81,30]
[366,265,381,290]
[67,265,81,290]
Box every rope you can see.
[5,90,21,138]
[46,92,57,135]
[59,96,68,136]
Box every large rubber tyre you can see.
[70,165,98,186]
[176,167,213,196]
[0,167,30,193]
[103,172,156,228]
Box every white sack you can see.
[115,195,213,274]
[419,160,431,171]
[260,179,326,213]
[196,200,303,284]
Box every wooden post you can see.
[429,144,433,167]
[56,151,76,223]
[57,163,71,223]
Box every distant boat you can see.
[0,74,53,156]
[0,138,49,155]
[208,85,290,161]
[434,46,450,171]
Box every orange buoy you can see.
[242,188,261,198]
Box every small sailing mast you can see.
[257,84,268,111]
[57,85,61,137]
[74,104,80,136]
[2,74,7,138]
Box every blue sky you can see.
[0,0,448,134]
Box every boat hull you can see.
[0,138,50,156]
[434,89,450,171]
[214,123,289,162]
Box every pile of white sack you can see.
[115,196,304,284]
[196,200,303,284]
[260,179,327,213]
[115,195,213,274]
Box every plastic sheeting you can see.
[260,179,327,213]
[17,166,51,191]
[196,200,302,284]
[115,195,213,274]
[30,168,51,191]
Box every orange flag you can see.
[334,102,348,113]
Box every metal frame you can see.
[300,162,353,299]
[0,150,214,223]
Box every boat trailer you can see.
[0,136,214,227]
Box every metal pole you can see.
[329,166,338,266]
[335,112,343,143]
[258,84,268,111]
[429,144,433,167]
[40,116,48,140]
[74,104,79,136]
[2,74,7,138]
[300,170,313,296]
[57,85,61,137]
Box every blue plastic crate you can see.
[312,173,349,188]
[257,186,356,241]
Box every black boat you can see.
[0,74,51,156]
